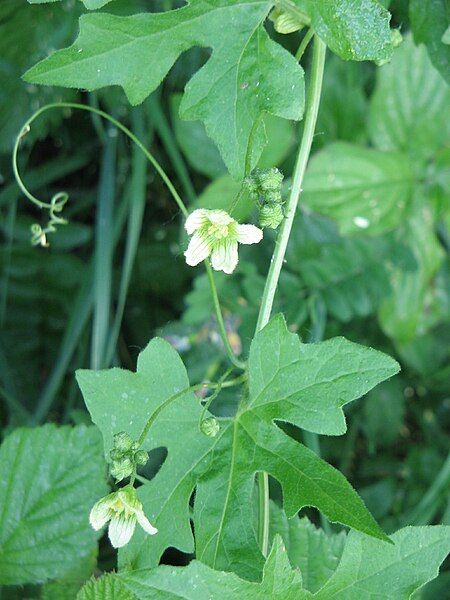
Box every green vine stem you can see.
[205,262,246,370]
[137,373,247,447]
[13,102,189,219]
[255,35,327,556]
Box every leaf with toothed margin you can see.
[76,315,399,581]
[23,0,304,179]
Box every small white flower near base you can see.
[89,485,157,548]
[184,209,263,274]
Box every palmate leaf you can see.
[24,0,304,178]
[77,314,399,580]
[111,527,450,599]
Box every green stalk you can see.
[137,374,247,447]
[205,262,246,370]
[255,36,327,556]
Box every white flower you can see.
[184,209,263,274]
[89,485,157,548]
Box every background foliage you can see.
[0,0,449,598]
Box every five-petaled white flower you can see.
[89,485,157,548]
[184,209,263,274]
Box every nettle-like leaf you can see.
[369,35,450,163]
[270,511,346,594]
[24,1,304,178]
[0,425,107,585]
[315,526,450,599]
[77,314,399,580]
[292,0,393,61]
[80,527,450,599]
[409,0,450,85]
[302,142,414,235]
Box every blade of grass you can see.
[147,94,196,204]
[105,105,150,366]
[0,197,17,325]
[32,173,131,424]
[90,127,117,370]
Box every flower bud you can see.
[200,417,220,437]
[134,450,149,466]
[259,203,284,229]
[113,431,134,453]
[258,168,284,192]
[110,457,134,482]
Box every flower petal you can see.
[89,494,115,530]
[211,240,239,274]
[136,510,158,535]
[184,232,212,267]
[236,224,263,245]
[185,209,209,234]
[208,210,234,226]
[108,514,137,548]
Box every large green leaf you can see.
[82,527,450,599]
[287,233,416,322]
[24,1,304,178]
[369,35,450,162]
[292,0,393,61]
[0,425,107,585]
[77,315,398,580]
[315,526,450,599]
[93,537,305,599]
[302,142,414,235]
[270,511,346,594]
[410,0,450,84]
[379,208,445,344]
[78,573,136,600]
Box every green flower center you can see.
[207,223,230,239]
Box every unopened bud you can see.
[258,168,284,192]
[200,417,220,437]
[113,431,133,453]
[110,457,134,482]
[259,203,284,229]
[134,450,149,466]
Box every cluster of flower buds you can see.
[245,168,285,230]
[109,431,148,482]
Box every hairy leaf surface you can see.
[369,35,450,162]
[0,425,107,585]
[302,142,414,235]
